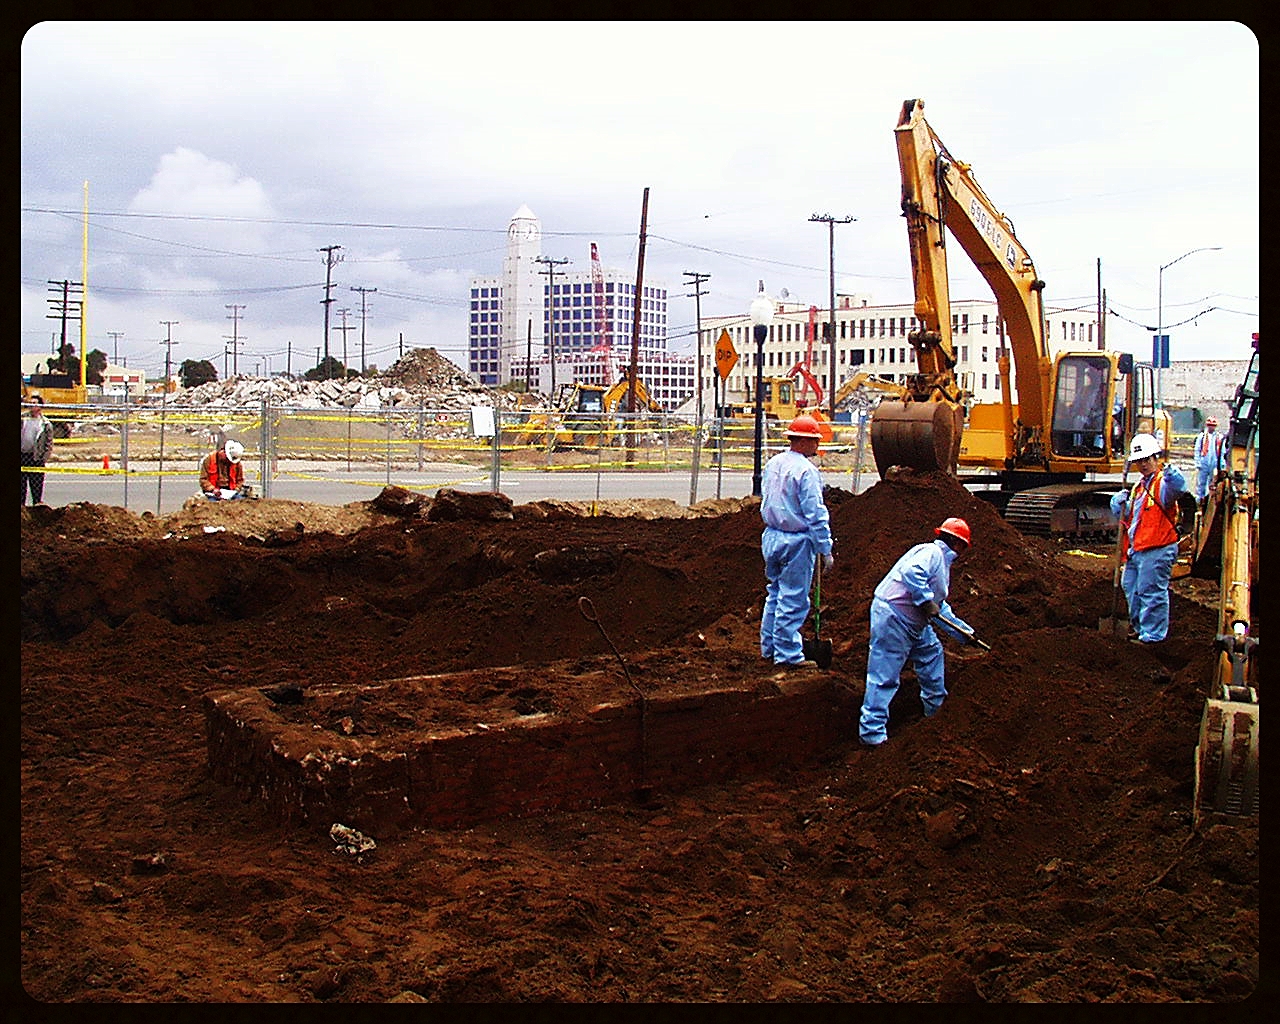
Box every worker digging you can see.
[858,516,975,747]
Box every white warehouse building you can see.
[696,293,1105,416]
[469,205,695,410]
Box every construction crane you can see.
[589,243,613,387]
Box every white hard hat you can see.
[1126,433,1162,462]
[224,440,244,463]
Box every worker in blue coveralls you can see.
[759,414,833,666]
[859,517,974,747]
[1110,432,1188,644]
[1192,416,1226,506]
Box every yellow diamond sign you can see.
[715,330,738,380]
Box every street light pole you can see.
[1156,246,1221,408]
[750,284,774,497]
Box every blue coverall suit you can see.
[859,538,971,746]
[1192,428,1224,503]
[759,449,832,666]
[1109,463,1187,643]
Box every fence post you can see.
[260,395,270,499]
[122,393,131,509]
[490,406,501,494]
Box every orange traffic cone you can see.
[102,454,110,470]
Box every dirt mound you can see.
[19,471,1257,1002]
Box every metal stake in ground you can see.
[578,595,650,799]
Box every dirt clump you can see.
[19,471,1257,1002]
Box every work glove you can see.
[822,553,834,572]
[207,491,221,501]
[921,600,941,618]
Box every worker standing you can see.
[1192,417,1226,506]
[859,518,974,747]
[1109,432,1188,644]
[20,394,54,506]
[200,439,247,500]
[759,414,833,666]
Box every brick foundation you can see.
[204,671,858,836]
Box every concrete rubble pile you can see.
[165,348,546,415]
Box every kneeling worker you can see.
[201,439,248,500]
[859,517,974,747]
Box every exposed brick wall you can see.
[205,675,859,837]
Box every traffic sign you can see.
[715,330,738,380]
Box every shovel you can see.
[1098,469,1132,636]
[932,611,992,652]
[802,553,834,669]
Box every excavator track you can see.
[1002,484,1118,538]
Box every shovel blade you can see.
[802,637,834,669]
[1098,616,1131,637]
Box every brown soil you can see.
[19,472,1258,1003]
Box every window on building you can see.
[981,374,988,389]
[982,314,989,333]
[889,319,896,337]
[961,346,968,363]
[888,348,895,363]
[899,348,906,363]
[982,346,988,363]
[899,317,907,335]
[962,314,969,333]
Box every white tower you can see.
[501,205,544,382]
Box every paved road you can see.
[29,458,1127,518]
[34,460,868,516]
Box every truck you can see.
[870,98,1181,537]
[21,373,90,438]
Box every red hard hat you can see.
[785,414,824,439]
[935,517,971,545]
[1205,417,1218,427]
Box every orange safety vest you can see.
[1196,430,1222,460]
[201,452,244,492]
[1120,467,1178,555]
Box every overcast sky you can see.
[21,20,1258,381]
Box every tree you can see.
[304,356,348,381]
[179,359,218,388]
[87,349,107,386]
[48,342,77,375]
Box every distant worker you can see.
[20,394,54,506]
[1109,433,1188,645]
[859,517,974,747]
[200,440,247,500]
[1192,417,1226,506]
[759,414,833,667]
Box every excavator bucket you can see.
[869,400,963,477]
[1193,690,1259,826]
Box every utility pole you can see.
[350,286,377,374]
[683,271,710,423]
[535,256,569,393]
[287,341,292,378]
[224,303,245,378]
[46,279,83,368]
[1096,258,1105,351]
[157,321,179,510]
[106,331,124,365]
[318,245,343,378]
[336,308,354,377]
[810,213,855,419]
[684,270,710,504]
[159,321,179,389]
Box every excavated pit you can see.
[20,471,1259,1002]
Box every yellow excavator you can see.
[1190,334,1258,825]
[871,99,1176,536]
[509,375,664,448]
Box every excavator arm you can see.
[873,98,1052,475]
